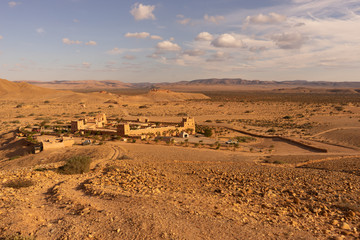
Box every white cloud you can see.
[176,15,192,25]
[107,48,126,55]
[106,47,142,55]
[62,38,82,45]
[125,32,150,39]
[150,35,163,40]
[147,53,161,59]
[85,40,97,46]
[123,55,136,60]
[130,3,156,21]
[177,18,191,25]
[36,28,45,34]
[207,51,231,62]
[156,41,181,53]
[195,32,213,41]
[271,32,307,49]
[211,34,244,48]
[183,49,206,56]
[82,62,91,68]
[204,14,225,24]
[73,19,79,23]
[8,1,20,7]
[245,13,287,24]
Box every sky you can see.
[0,0,360,83]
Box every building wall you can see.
[117,125,189,137]
[71,120,84,132]
[42,139,74,150]
[72,114,196,138]
[181,117,195,131]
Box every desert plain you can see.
[0,78,360,240]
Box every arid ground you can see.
[1,80,360,239]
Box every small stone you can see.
[332,220,339,226]
[346,210,356,218]
[341,222,351,230]
[116,228,121,233]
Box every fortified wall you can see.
[117,117,195,137]
[71,113,195,138]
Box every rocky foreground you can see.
[0,143,359,239]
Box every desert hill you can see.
[17,80,132,90]
[0,78,59,97]
[1,79,208,103]
[118,89,210,102]
[0,78,117,102]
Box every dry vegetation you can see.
[1,84,360,239]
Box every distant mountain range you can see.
[156,78,360,88]
[15,78,360,90]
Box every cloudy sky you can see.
[0,0,359,82]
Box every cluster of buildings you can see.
[71,113,195,139]
[24,113,195,154]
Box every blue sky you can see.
[0,0,360,82]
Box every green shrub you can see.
[4,178,34,189]
[58,155,91,174]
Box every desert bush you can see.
[236,136,256,143]
[119,155,131,160]
[4,178,34,189]
[58,155,91,175]
[266,128,276,133]
[273,160,285,164]
[334,106,344,111]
